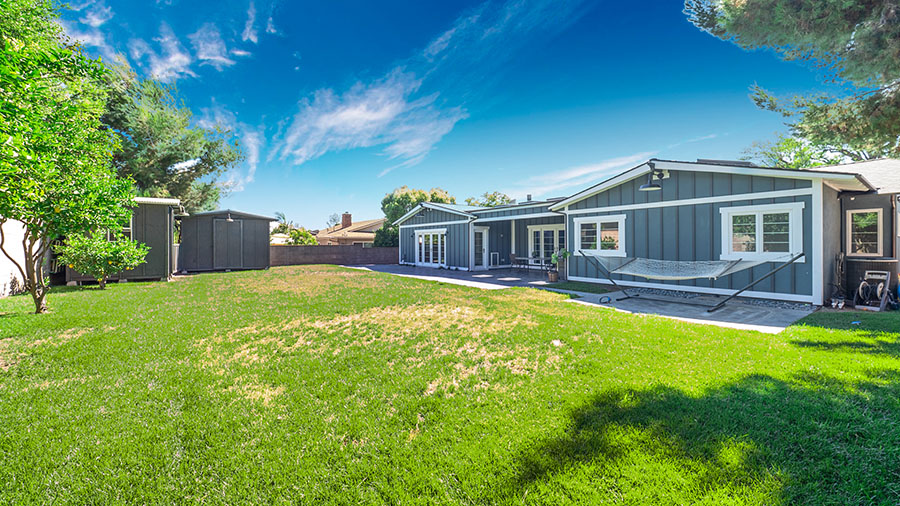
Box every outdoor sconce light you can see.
[226,213,234,222]
[639,161,663,192]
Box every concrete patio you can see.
[350,265,817,333]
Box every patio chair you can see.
[510,253,523,271]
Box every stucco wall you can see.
[0,220,28,297]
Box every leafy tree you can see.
[685,0,900,160]
[0,0,133,313]
[326,213,341,228]
[465,191,513,207]
[54,233,148,289]
[271,211,294,235]
[742,134,840,169]
[374,186,455,247]
[102,64,244,213]
[287,228,318,246]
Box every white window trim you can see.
[719,202,804,262]
[414,228,448,267]
[845,208,883,257]
[525,224,565,263]
[107,215,134,241]
[573,214,627,257]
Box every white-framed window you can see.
[414,228,447,267]
[573,214,626,257]
[526,224,565,264]
[846,208,883,257]
[719,202,804,261]
[107,216,133,241]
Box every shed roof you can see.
[134,197,181,206]
[182,209,277,221]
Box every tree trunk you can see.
[0,221,48,314]
[98,277,106,290]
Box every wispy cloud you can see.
[129,23,195,81]
[278,70,467,176]
[277,0,593,175]
[504,152,656,199]
[197,103,262,192]
[667,133,720,149]
[189,23,236,70]
[265,16,278,35]
[78,0,113,27]
[242,1,258,43]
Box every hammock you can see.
[576,250,806,312]
[578,252,797,281]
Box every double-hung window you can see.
[107,216,133,241]
[846,208,882,257]
[573,214,626,257]
[720,202,803,261]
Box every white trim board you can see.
[561,188,813,216]
[573,214,627,258]
[472,212,563,223]
[567,275,815,304]
[394,202,475,226]
[399,219,470,229]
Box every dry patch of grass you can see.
[0,327,94,372]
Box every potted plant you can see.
[549,248,571,282]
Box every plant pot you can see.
[548,270,559,282]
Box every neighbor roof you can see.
[800,158,900,194]
[316,218,386,240]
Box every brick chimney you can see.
[341,212,352,228]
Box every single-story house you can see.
[395,158,900,305]
[315,213,386,245]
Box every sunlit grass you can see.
[0,265,898,504]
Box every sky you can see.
[59,0,844,228]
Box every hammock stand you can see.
[577,251,806,313]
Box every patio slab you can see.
[349,265,816,333]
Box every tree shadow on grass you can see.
[502,374,900,505]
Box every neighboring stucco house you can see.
[395,158,900,306]
[0,220,29,297]
[316,213,385,245]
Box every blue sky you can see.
[60,0,842,228]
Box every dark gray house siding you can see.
[569,171,812,210]
[840,192,899,291]
[178,210,274,272]
[565,169,816,299]
[66,201,176,283]
[399,221,470,269]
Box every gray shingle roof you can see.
[802,159,900,194]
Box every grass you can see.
[545,280,610,295]
[1,265,899,505]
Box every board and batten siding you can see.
[473,203,556,220]
[567,170,815,299]
[399,207,470,269]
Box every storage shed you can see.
[64,197,180,284]
[177,209,276,272]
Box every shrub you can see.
[287,228,318,246]
[55,233,149,289]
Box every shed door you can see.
[214,219,244,269]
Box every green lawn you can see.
[545,280,610,295]
[1,265,899,505]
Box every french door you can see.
[528,225,565,265]
[473,227,489,270]
[415,230,446,267]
